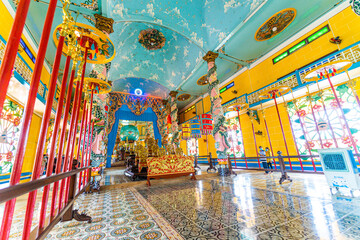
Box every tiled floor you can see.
[45,171,360,239]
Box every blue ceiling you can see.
[15,0,343,109]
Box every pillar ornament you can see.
[94,14,114,34]
[168,91,180,147]
[203,51,230,167]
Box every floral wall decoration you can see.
[225,117,245,158]
[0,99,23,174]
[287,83,360,170]
[138,28,166,50]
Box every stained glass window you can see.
[187,139,198,156]
[287,83,360,171]
[0,99,23,174]
[225,117,245,158]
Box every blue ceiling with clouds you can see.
[15,0,343,109]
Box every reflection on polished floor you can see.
[47,171,360,239]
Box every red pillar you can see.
[52,66,76,215]
[0,0,59,237]
[0,0,31,114]
[85,121,95,184]
[273,94,292,170]
[21,36,65,240]
[251,121,261,168]
[64,49,88,204]
[263,118,277,170]
[84,90,94,185]
[49,56,72,218]
[57,82,80,211]
[78,108,88,191]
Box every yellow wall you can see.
[179,6,360,160]
[21,114,42,175]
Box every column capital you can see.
[94,14,114,34]
[203,51,219,63]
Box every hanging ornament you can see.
[199,114,213,135]
[181,123,191,140]
[190,118,201,139]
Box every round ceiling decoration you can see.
[350,0,360,16]
[197,75,209,86]
[177,94,191,101]
[255,8,296,41]
[138,29,166,50]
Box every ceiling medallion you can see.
[197,75,209,86]
[138,29,166,50]
[255,8,296,41]
[177,94,191,101]
[350,0,360,16]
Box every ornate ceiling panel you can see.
[18,0,344,110]
[111,77,169,99]
[107,22,204,90]
[107,0,265,50]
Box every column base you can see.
[218,167,230,177]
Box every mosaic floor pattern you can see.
[46,171,360,239]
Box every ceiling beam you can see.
[218,52,248,66]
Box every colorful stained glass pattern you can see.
[0,99,23,174]
[287,83,360,171]
[225,117,245,158]
[186,139,198,156]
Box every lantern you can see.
[199,114,213,135]
[181,123,191,140]
[190,118,201,139]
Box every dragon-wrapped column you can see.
[169,91,180,148]
[203,51,230,176]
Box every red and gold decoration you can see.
[181,123,191,140]
[190,118,201,139]
[53,22,115,64]
[255,8,296,41]
[303,60,352,82]
[199,114,213,135]
[146,155,196,186]
[138,29,166,50]
[79,78,112,94]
